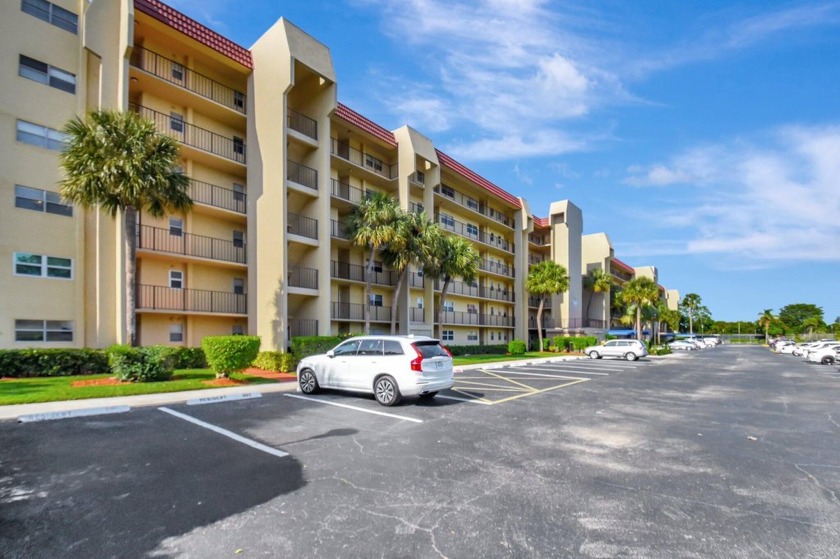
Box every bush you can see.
[650,346,672,356]
[508,339,526,355]
[108,345,176,382]
[171,347,206,369]
[0,349,110,378]
[290,335,353,359]
[202,336,261,378]
[253,351,298,373]
[549,336,597,352]
[444,344,507,357]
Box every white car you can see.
[802,342,840,360]
[702,336,722,346]
[669,340,696,351]
[585,339,648,361]
[778,343,799,354]
[296,335,454,406]
[806,347,839,365]
[773,341,795,352]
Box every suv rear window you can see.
[413,341,449,358]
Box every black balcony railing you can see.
[287,159,318,190]
[288,266,318,289]
[330,179,368,205]
[529,256,546,265]
[189,179,246,214]
[138,224,246,264]
[435,214,514,253]
[528,296,552,309]
[331,139,398,180]
[331,302,392,322]
[479,259,515,278]
[482,286,514,302]
[409,202,425,215]
[287,212,318,240]
[288,318,318,338]
[529,234,549,246]
[137,284,246,314]
[130,46,246,114]
[331,219,351,240]
[529,317,557,329]
[331,261,398,286]
[410,307,425,322]
[409,272,424,288]
[287,108,317,140]
[530,318,605,329]
[130,104,246,163]
[436,280,479,298]
[438,311,514,327]
[436,184,513,228]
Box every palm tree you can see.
[423,233,480,340]
[381,211,437,335]
[680,293,703,336]
[583,267,612,326]
[526,261,569,352]
[757,309,775,344]
[346,191,399,334]
[621,277,660,342]
[662,308,682,339]
[60,110,191,346]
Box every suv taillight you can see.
[410,344,423,372]
[441,345,453,358]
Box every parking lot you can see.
[2,346,839,558]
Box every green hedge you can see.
[443,344,507,357]
[108,345,176,382]
[508,339,526,355]
[0,349,110,378]
[290,335,359,359]
[253,351,298,373]
[551,336,598,352]
[202,336,261,378]
[171,347,206,369]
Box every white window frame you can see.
[443,301,454,312]
[467,331,478,341]
[169,323,184,343]
[466,223,479,238]
[169,270,183,289]
[171,62,185,82]
[16,119,67,151]
[233,230,245,248]
[13,252,73,279]
[232,183,245,202]
[416,297,424,309]
[369,293,383,307]
[442,330,454,341]
[441,185,455,198]
[466,304,477,314]
[233,278,245,295]
[169,217,183,237]
[15,319,74,342]
[19,54,76,93]
[364,153,383,172]
[169,112,184,133]
[14,185,72,216]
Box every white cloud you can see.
[445,130,585,160]
[165,0,231,31]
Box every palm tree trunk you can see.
[585,290,593,321]
[689,312,694,336]
[364,248,374,334]
[390,267,407,335]
[636,306,642,342]
[537,298,545,352]
[437,277,451,340]
[124,206,138,347]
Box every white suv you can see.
[585,339,648,361]
[296,335,455,406]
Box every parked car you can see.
[772,340,795,352]
[792,342,821,357]
[802,342,840,360]
[778,343,799,354]
[806,346,839,365]
[668,340,696,351]
[585,339,648,361]
[296,335,454,406]
[702,336,722,346]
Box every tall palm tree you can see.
[346,191,399,334]
[423,233,480,340]
[621,277,660,341]
[60,110,191,346]
[662,308,682,339]
[526,261,569,352]
[381,211,438,335]
[583,267,612,325]
[681,293,703,336]
[757,308,775,344]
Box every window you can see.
[443,301,454,312]
[414,171,425,184]
[19,55,76,93]
[333,339,361,356]
[21,0,78,34]
[233,230,245,248]
[170,112,184,133]
[417,297,424,309]
[371,260,383,273]
[15,185,72,216]
[466,197,479,211]
[466,304,477,314]
[169,217,183,236]
[232,183,245,202]
[440,185,455,198]
[466,223,479,237]
[233,136,245,156]
[364,153,383,172]
[234,91,245,111]
[442,330,454,341]
[232,324,245,336]
[171,62,184,82]
[15,319,73,342]
[169,270,183,289]
[369,294,383,307]
[233,278,245,295]
[358,339,383,356]
[16,120,67,151]
[14,252,72,279]
[169,323,183,343]
[467,331,478,341]
[383,340,404,355]
[440,214,454,229]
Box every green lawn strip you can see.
[0,369,276,406]
[453,352,580,366]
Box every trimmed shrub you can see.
[253,351,297,373]
[0,349,110,378]
[508,339,526,355]
[444,344,507,357]
[651,346,672,356]
[171,347,206,369]
[202,336,261,378]
[108,345,176,382]
[291,335,349,359]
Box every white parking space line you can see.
[495,367,609,376]
[283,394,424,423]
[524,362,633,370]
[159,407,288,458]
[483,369,594,380]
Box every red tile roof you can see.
[611,258,634,274]
[533,216,549,227]
[436,150,521,208]
[134,0,253,69]
[335,103,397,147]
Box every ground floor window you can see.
[15,319,73,342]
[169,323,183,343]
[442,330,454,341]
[467,331,478,341]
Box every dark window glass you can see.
[413,341,450,358]
[332,340,361,356]
[383,340,404,355]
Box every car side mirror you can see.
[327,350,335,358]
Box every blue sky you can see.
[169,0,840,323]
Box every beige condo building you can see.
[0,0,679,350]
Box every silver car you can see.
[585,339,648,361]
[296,335,455,406]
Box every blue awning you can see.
[607,329,651,336]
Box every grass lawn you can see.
[452,351,580,366]
[0,369,278,406]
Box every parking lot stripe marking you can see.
[490,367,608,376]
[480,369,535,390]
[283,394,424,423]
[477,371,592,381]
[437,394,491,405]
[158,407,289,458]
[489,379,590,404]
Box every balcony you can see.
[410,307,425,322]
[436,214,514,253]
[482,286,514,303]
[529,234,549,246]
[189,179,245,214]
[287,213,318,240]
[330,219,351,240]
[331,139,397,180]
[435,184,513,229]
[287,108,317,141]
[479,259,515,278]
[288,266,318,290]
[331,302,392,322]
[287,159,318,191]
[409,202,425,215]
[528,296,552,309]
[330,179,367,205]
[331,261,398,286]
[130,104,245,164]
[138,225,246,264]
[438,311,514,327]
[528,317,556,329]
[409,271,424,288]
[529,256,546,266]
[288,318,318,339]
[436,279,479,298]
[137,284,246,315]
[129,46,246,114]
